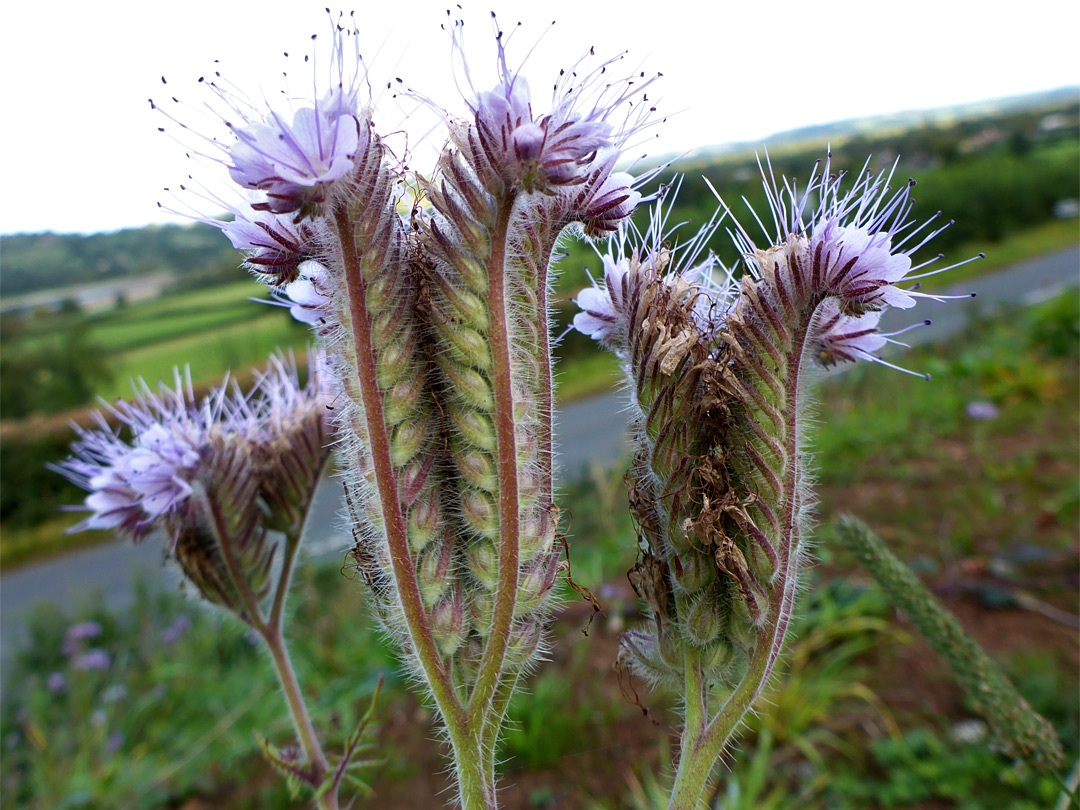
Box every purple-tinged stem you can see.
[667,314,812,810]
[468,194,521,724]
[331,204,467,733]
[203,491,335,809]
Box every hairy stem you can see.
[468,194,521,724]
[203,492,334,808]
[667,316,812,810]
[332,204,472,745]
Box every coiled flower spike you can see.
[575,161,980,808]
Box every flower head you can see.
[154,10,370,219]
[573,187,731,350]
[273,261,333,328]
[54,365,261,539]
[716,153,980,372]
[448,15,658,203]
[220,209,324,286]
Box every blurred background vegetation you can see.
[1,89,1077,808]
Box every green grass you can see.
[99,311,309,399]
[937,217,1079,286]
[0,514,111,569]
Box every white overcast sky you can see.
[1,0,1077,235]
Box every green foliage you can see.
[0,566,392,810]
[0,223,242,298]
[0,325,113,419]
[824,727,1065,809]
[836,516,1065,773]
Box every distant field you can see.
[17,219,1080,408]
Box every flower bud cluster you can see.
[56,351,332,621]
[575,166,976,692]
[156,15,658,799]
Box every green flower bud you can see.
[418,538,454,608]
[449,403,497,451]
[436,321,491,371]
[672,549,714,595]
[461,489,498,540]
[682,590,725,647]
[467,538,499,591]
[384,374,426,426]
[391,413,430,467]
[440,362,495,413]
[505,619,543,669]
[431,589,466,657]
[454,442,498,493]
[406,491,440,554]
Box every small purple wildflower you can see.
[449,15,658,203]
[966,401,1000,420]
[573,188,730,348]
[161,614,192,645]
[572,254,630,345]
[228,100,363,215]
[105,731,125,757]
[73,649,111,671]
[53,370,251,539]
[64,621,103,645]
[810,299,888,367]
[712,154,980,375]
[219,208,324,286]
[154,11,369,218]
[47,672,67,694]
[273,261,333,328]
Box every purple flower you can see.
[73,649,111,671]
[966,401,1000,420]
[713,154,980,375]
[451,16,658,199]
[810,299,888,367]
[47,672,67,694]
[228,102,362,215]
[161,614,192,645]
[573,189,731,348]
[219,208,323,286]
[53,371,249,540]
[271,260,333,329]
[62,621,103,655]
[154,11,368,218]
[64,621,103,644]
[725,155,980,318]
[572,255,631,345]
[570,163,642,238]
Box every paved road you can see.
[3,247,1076,674]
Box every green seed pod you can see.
[467,538,499,591]
[431,588,466,657]
[418,537,454,608]
[449,402,497,450]
[406,490,440,554]
[375,336,417,390]
[454,442,498,493]
[461,489,498,540]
